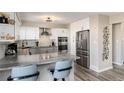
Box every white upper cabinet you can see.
[25,27,39,40]
[51,28,69,38]
[19,27,26,40]
[50,28,69,46]
[58,28,69,37]
[19,27,68,41]
[19,27,39,40]
[0,12,15,43]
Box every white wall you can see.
[69,17,90,55]
[110,14,124,24]
[112,23,122,65]
[15,13,22,40]
[90,15,112,72]
[110,15,124,65]
[89,15,99,71]
[98,15,112,71]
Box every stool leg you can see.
[54,78,57,81]
[62,78,65,81]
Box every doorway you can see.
[112,23,123,65]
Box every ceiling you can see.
[19,12,124,25]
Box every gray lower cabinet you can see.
[18,49,29,55]
[17,47,58,55]
[29,47,58,55]
[0,70,10,81]
[29,48,41,54]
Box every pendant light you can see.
[40,28,51,36]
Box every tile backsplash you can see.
[17,40,38,47]
[17,39,54,48]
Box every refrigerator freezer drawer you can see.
[76,51,89,56]
[82,56,89,68]
[76,55,89,68]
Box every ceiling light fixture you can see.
[45,17,52,22]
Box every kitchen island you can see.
[17,46,58,55]
[0,52,79,81]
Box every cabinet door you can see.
[52,28,69,37]
[25,27,34,40]
[26,27,39,40]
[0,24,14,36]
[58,29,65,37]
[19,27,39,40]
[19,27,27,40]
[33,27,39,39]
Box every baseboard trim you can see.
[90,65,113,73]
[97,66,113,73]
[90,65,99,72]
[113,62,123,65]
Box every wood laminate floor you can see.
[74,63,124,81]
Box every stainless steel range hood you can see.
[39,28,51,36]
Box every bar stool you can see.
[7,64,39,81]
[50,59,72,81]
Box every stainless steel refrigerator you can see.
[76,30,90,68]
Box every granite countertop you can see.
[0,52,79,70]
[18,46,58,49]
